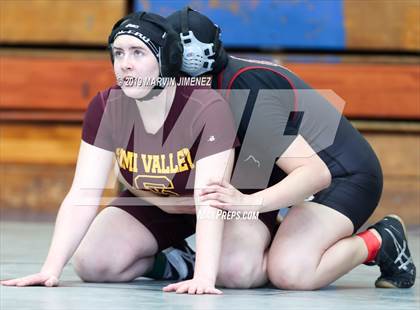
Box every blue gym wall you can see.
[133,0,345,50]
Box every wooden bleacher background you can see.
[0,1,419,225]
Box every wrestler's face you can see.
[112,35,160,99]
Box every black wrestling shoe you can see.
[369,215,416,288]
[163,240,195,281]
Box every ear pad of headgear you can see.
[158,24,184,78]
[168,6,226,76]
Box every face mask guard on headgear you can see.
[179,7,221,77]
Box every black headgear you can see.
[167,7,228,76]
[108,11,183,79]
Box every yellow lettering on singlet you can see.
[141,154,153,173]
[160,154,170,173]
[151,155,161,173]
[182,148,195,169]
[116,148,138,172]
[132,152,138,173]
[177,150,188,172]
[140,148,194,174]
[168,153,178,173]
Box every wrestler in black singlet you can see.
[214,56,383,232]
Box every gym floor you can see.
[1,220,419,310]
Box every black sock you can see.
[144,252,167,279]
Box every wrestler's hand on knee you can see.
[199,180,260,212]
[162,278,222,295]
[1,272,59,287]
